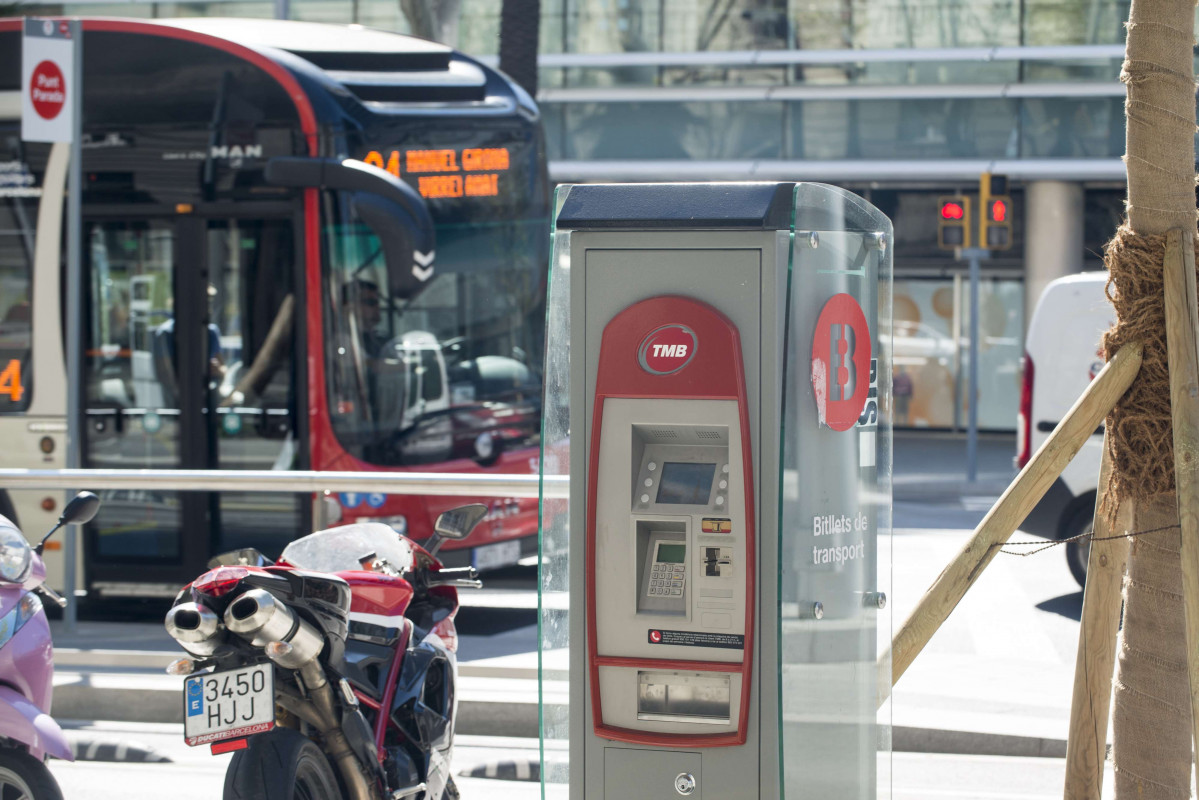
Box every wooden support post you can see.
[880,341,1143,704]
[1062,440,1129,800]
[1161,227,1199,793]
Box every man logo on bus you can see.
[811,294,872,432]
[638,325,698,375]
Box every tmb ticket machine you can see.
[539,183,893,799]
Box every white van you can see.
[1018,272,1113,587]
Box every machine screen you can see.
[656,462,716,505]
[656,544,686,563]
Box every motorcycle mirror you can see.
[37,491,101,555]
[428,504,487,558]
[434,504,488,541]
[61,492,101,526]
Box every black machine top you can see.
[556,182,796,231]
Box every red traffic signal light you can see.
[940,201,965,221]
[988,199,1007,223]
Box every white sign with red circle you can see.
[22,19,76,144]
[637,324,698,375]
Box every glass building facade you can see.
[6,0,1174,430]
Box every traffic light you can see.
[938,196,970,250]
[979,173,1012,250]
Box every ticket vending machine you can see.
[538,182,893,800]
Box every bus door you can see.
[81,208,304,597]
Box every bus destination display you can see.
[362,147,511,200]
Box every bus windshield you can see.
[323,205,545,468]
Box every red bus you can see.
[0,18,549,597]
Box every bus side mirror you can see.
[264,156,436,290]
[351,191,432,301]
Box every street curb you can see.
[53,680,1071,760]
[459,728,1074,784]
[68,738,172,763]
[891,726,1067,759]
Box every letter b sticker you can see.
[811,294,872,432]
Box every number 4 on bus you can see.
[0,360,23,402]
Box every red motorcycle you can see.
[163,504,486,800]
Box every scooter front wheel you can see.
[0,748,65,800]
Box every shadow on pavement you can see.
[1036,592,1083,621]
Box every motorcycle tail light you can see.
[193,566,250,598]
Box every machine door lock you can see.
[674,773,697,796]
[704,546,733,577]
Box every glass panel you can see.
[538,189,571,797]
[561,101,784,160]
[1019,97,1124,158]
[206,219,302,556]
[84,220,183,560]
[957,277,1024,431]
[782,184,892,798]
[0,137,37,414]
[892,278,960,429]
[544,96,1127,161]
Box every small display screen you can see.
[656,544,686,564]
[655,462,716,505]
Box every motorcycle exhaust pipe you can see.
[164,602,224,657]
[223,589,324,669]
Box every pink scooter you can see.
[0,492,99,800]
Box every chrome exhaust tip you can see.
[224,589,295,646]
[223,588,324,669]
[164,602,223,656]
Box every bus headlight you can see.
[0,527,31,584]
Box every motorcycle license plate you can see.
[183,664,275,746]
[472,539,520,571]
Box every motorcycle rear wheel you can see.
[223,729,342,800]
[0,748,64,800]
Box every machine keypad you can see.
[648,562,686,596]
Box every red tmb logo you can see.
[638,325,698,375]
[648,630,663,644]
[811,294,872,432]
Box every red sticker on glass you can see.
[811,294,872,432]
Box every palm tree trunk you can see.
[1109,0,1196,795]
[1112,497,1190,798]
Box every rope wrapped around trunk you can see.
[1100,225,1199,518]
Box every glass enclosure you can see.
[781,182,893,798]
[539,182,892,798]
